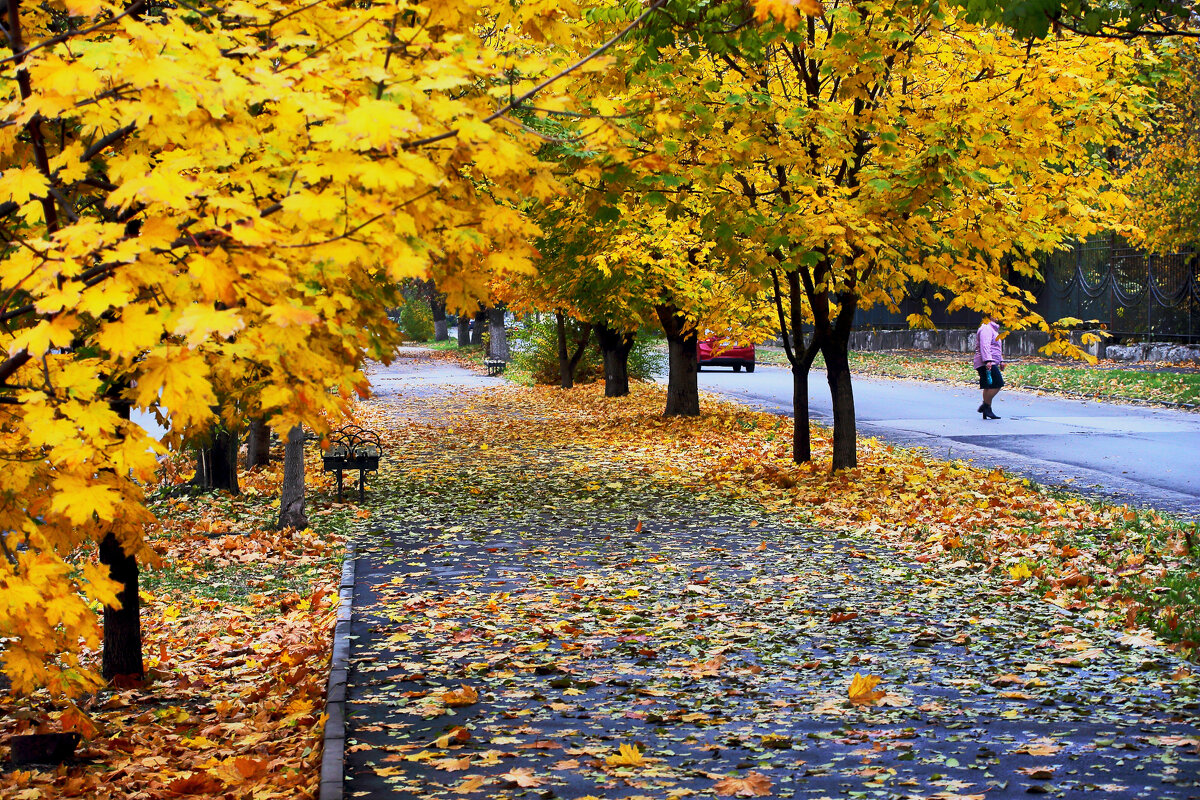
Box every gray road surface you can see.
[693,363,1200,519]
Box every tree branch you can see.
[401,0,669,150]
[0,0,147,68]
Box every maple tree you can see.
[607,0,1150,467]
[1128,41,1200,253]
[0,0,594,698]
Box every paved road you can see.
[692,363,1200,519]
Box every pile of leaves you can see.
[0,450,354,799]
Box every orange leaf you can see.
[454,775,487,793]
[442,684,479,707]
[500,767,547,787]
[167,772,225,795]
[713,772,773,797]
[59,703,100,740]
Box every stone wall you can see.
[1105,343,1200,364]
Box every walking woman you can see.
[974,314,1004,419]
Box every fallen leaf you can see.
[442,684,479,707]
[454,775,487,793]
[605,743,646,767]
[847,672,886,705]
[500,767,547,787]
[713,772,772,797]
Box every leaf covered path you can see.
[341,357,1200,799]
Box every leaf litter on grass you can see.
[340,370,1200,799]
[0,448,355,799]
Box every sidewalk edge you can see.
[319,541,356,800]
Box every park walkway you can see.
[332,354,1200,799]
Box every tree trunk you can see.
[101,392,143,682]
[100,532,143,681]
[657,305,700,417]
[555,312,591,389]
[471,309,485,346]
[774,268,823,464]
[487,306,509,360]
[193,429,240,494]
[823,337,857,470]
[791,364,812,463]
[596,324,635,398]
[278,425,308,529]
[456,312,471,347]
[431,297,448,342]
[247,417,270,468]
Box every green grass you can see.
[758,348,1200,407]
[141,558,335,608]
[424,339,472,352]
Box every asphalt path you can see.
[690,362,1200,519]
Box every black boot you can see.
[977,403,986,414]
[983,404,1000,420]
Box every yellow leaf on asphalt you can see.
[847,672,886,705]
[605,743,645,767]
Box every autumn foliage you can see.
[0,0,569,695]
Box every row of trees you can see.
[500,0,1154,473]
[0,0,1194,712]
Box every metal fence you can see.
[855,237,1200,343]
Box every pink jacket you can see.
[974,321,1003,368]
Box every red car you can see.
[698,337,756,372]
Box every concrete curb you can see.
[319,542,356,800]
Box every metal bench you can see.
[485,359,506,376]
[321,425,382,501]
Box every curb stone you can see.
[319,542,356,800]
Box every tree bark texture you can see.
[470,309,485,346]
[555,313,592,389]
[487,306,509,360]
[657,305,700,417]
[774,268,823,464]
[278,425,308,530]
[596,324,635,398]
[823,337,858,470]
[100,532,143,680]
[431,297,448,342]
[456,312,471,346]
[246,417,271,468]
[193,429,240,494]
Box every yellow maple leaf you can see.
[0,165,49,205]
[605,743,645,767]
[847,672,886,705]
[1009,562,1032,581]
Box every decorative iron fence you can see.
[855,236,1200,343]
